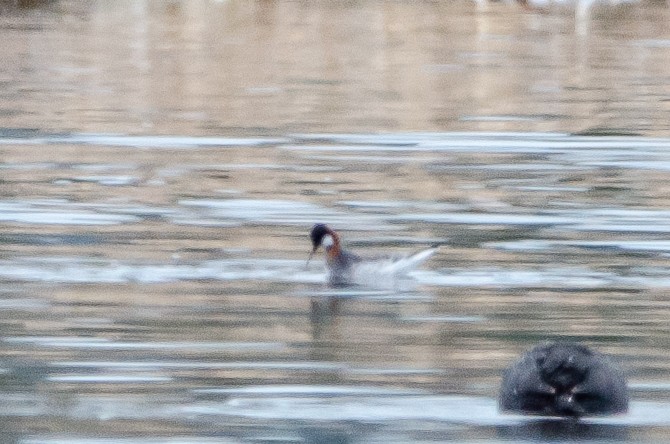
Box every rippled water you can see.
[2,131,670,443]
[1,1,670,443]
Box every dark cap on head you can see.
[310,223,332,249]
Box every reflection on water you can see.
[0,132,669,442]
[0,0,669,443]
[1,0,669,136]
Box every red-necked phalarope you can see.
[499,341,628,417]
[307,223,438,286]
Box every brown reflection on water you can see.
[0,0,667,135]
[0,0,670,442]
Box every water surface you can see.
[0,1,670,443]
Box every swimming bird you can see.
[307,223,438,287]
[499,341,629,417]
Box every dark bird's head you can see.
[310,223,332,250]
[307,223,336,265]
[536,342,591,392]
[499,341,629,417]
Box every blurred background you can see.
[1,0,670,442]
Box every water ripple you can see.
[4,337,284,351]
[0,133,289,148]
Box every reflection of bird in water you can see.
[499,341,629,417]
[310,296,341,325]
[307,223,438,287]
[309,296,342,342]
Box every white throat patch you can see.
[322,234,334,249]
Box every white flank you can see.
[382,247,438,275]
[346,247,439,288]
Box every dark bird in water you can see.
[499,341,629,417]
